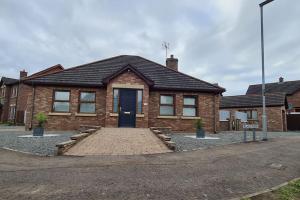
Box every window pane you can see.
[113,89,119,113]
[220,110,230,121]
[247,111,251,119]
[183,108,196,116]
[184,97,195,105]
[160,95,173,104]
[80,92,95,101]
[252,111,258,120]
[80,103,95,113]
[160,106,174,116]
[53,102,69,112]
[55,91,70,101]
[137,90,143,114]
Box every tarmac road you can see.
[0,136,300,200]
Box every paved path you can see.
[0,136,300,200]
[65,128,171,156]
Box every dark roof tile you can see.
[0,77,19,85]
[220,93,286,108]
[246,80,300,95]
[25,55,225,93]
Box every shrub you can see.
[35,112,47,127]
[195,118,203,130]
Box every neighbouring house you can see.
[246,77,300,112]
[246,77,300,131]
[23,55,225,132]
[0,64,64,124]
[219,93,287,132]
[0,77,19,123]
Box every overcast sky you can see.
[0,0,299,95]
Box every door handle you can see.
[124,111,131,115]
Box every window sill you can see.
[48,112,71,116]
[219,120,229,122]
[75,113,97,117]
[136,114,144,118]
[110,113,119,117]
[157,116,178,119]
[181,116,201,120]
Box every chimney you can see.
[166,54,178,71]
[20,70,28,79]
[279,77,284,83]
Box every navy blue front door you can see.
[118,89,137,127]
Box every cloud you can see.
[0,0,299,95]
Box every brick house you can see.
[246,77,300,131]
[219,93,287,132]
[0,64,64,124]
[23,55,225,132]
[246,77,300,112]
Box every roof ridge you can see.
[249,79,300,86]
[223,93,285,98]
[135,56,225,92]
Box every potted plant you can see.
[33,112,47,136]
[195,118,205,138]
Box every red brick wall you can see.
[219,106,286,132]
[24,72,220,133]
[105,70,149,128]
[287,91,300,111]
[16,83,32,124]
[148,91,219,133]
[0,85,11,122]
[25,86,106,130]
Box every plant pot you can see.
[196,128,205,138]
[33,127,44,136]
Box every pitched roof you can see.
[25,64,64,80]
[24,55,225,93]
[246,80,300,95]
[0,77,19,86]
[220,93,286,109]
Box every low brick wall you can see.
[56,126,101,155]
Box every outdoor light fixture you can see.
[259,0,274,141]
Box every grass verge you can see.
[242,179,300,200]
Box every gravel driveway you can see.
[171,131,300,151]
[0,126,76,156]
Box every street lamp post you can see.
[259,0,274,141]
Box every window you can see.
[235,111,247,122]
[240,110,258,120]
[1,86,6,97]
[79,92,96,113]
[137,90,143,114]
[9,105,16,120]
[295,108,300,112]
[159,95,175,116]
[52,90,70,112]
[113,89,119,113]
[11,87,18,97]
[183,96,197,116]
[219,110,230,121]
